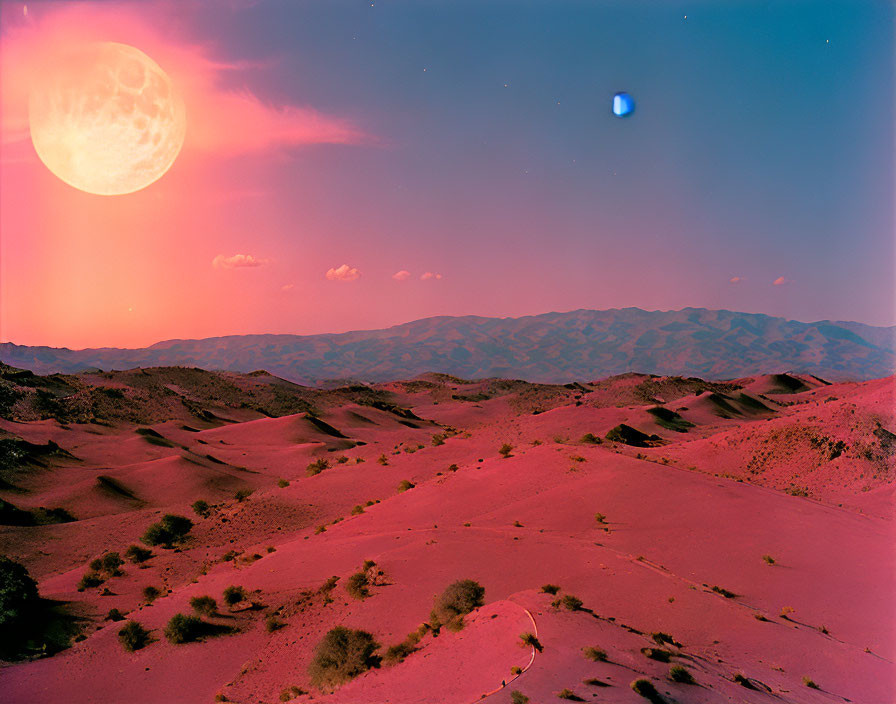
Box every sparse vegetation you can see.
[762,554,775,565]
[223,585,247,608]
[594,512,606,524]
[803,676,819,689]
[118,621,150,652]
[711,585,737,598]
[351,504,365,515]
[519,632,543,652]
[382,623,429,665]
[190,595,217,616]
[581,433,601,444]
[192,500,210,518]
[669,665,695,684]
[499,443,514,458]
[541,584,560,595]
[306,458,330,476]
[397,479,415,493]
[308,626,380,692]
[346,572,370,600]
[641,647,671,662]
[553,594,583,611]
[164,613,203,644]
[125,545,152,563]
[510,692,529,704]
[630,678,661,700]
[650,632,680,647]
[234,488,254,502]
[141,514,193,547]
[277,478,290,488]
[377,454,389,466]
[106,608,125,621]
[266,614,286,632]
[0,556,39,631]
[430,579,485,632]
[557,689,583,701]
[142,585,161,602]
[582,646,607,661]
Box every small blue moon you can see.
[612,92,635,117]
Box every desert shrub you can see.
[499,443,514,458]
[336,455,350,464]
[668,665,695,684]
[382,623,428,665]
[142,585,161,602]
[711,585,737,598]
[164,613,203,644]
[447,463,458,472]
[190,595,217,616]
[101,552,123,574]
[106,608,125,622]
[277,478,290,488]
[397,480,415,493]
[77,571,104,591]
[351,505,365,515]
[308,626,380,692]
[223,585,247,607]
[510,692,529,704]
[141,514,193,547]
[192,500,210,518]
[0,556,39,629]
[118,620,150,652]
[315,524,327,534]
[306,459,330,476]
[519,632,543,652]
[345,572,370,600]
[641,647,671,662]
[762,554,775,565]
[234,489,254,502]
[430,580,485,631]
[803,676,819,689]
[555,594,583,611]
[630,679,661,699]
[558,689,583,700]
[377,454,389,466]
[125,545,152,563]
[541,584,561,594]
[279,685,305,701]
[581,433,601,444]
[266,614,286,632]
[594,513,607,524]
[431,434,445,446]
[582,646,607,661]
[651,631,680,647]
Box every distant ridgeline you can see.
[2,308,894,384]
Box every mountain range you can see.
[2,307,893,384]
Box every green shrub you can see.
[190,595,217,616]
[164,613,203,644]
[519,632,543,652]
[541,584,561,595]
[77,571,104,591]
[345,572,370,600]
[192,500,210,518]
[142,585,161,602]
[223,585,247,607]
[118,621,150,652]
[125,545,153,563]
[430,580,485,631]
[669,665,695,684]
[141,514,193,547]
[306,458,330,476]
[308,626,380,692]
[583,646,607,661]
[630,679,661,699]
[0,556,39,629]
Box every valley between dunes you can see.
[0,366,893,703]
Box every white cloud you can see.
[212,253,269,269]
[326,264,361,281]
[392,270,412,281]
[420,271,443,280]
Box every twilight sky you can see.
[1,0,893,349]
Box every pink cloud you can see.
[281,283,295,292]
[0,4,368,155]
[212,253,269,269]
[392,270,411,281]
[772,276,790,286]
[326,264,361,281]
[729,276,742,284]
[420,272,443,280]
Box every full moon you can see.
[29,42,186,196]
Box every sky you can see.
[1,0,893,349]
